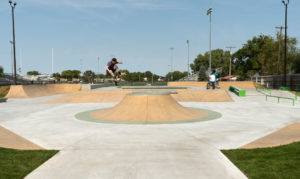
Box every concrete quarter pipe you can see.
[5,84,82,98]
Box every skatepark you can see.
[1,82,300,178]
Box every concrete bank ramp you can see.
[89,91,208,123]
[5,84,82,98]
[168,81,256,89]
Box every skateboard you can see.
[112,72,126,86]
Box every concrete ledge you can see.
[0,98,7,103]
[81,84,110,91]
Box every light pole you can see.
[170,48,174,81]
[275,26,284,75]
[80,59,83,72]
[97,57,100,75]
[282,0,289,87]
[9,0,17,85]
[207,8,212,73]
[226,46,236,76]
[187,40,190,78]
[52,48,54,75]
[9,41,13,75]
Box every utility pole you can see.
[97,57,100,75]
[10,41,13,75]
[170,48,174,81]
[276,26,284,75]
[187,40,190,78]
[9,0,17,85]
[226,46,236,76]
[20,48,22,75]
[80,59,83,72]
[207,8,213,73]
[282,0,289,87]
[52,48,54,74]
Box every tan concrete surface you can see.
[42,89,232,103]
[6,84,82,98]
[172,90,233,102]
[168,81,256,89]
[241,123,300,149]
[40,90,132,104]
[0,126,43,150]
[89,94,208,122]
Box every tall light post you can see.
[207,8,213,73]
[170,47,174,81]
[80,59,83,72]
[226,46,236,76]
[275,26,284,75]
[97,57,100,75]
[9,41,14,75]
[9,0,17,85]
[52,48,54,75]
[282,0,289,87]
[187,40,190,78]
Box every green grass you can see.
[0,86,10,98]
[222,142,300,179]
[0,147,58,179]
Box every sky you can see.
[0,0,300,76]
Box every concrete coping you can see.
[128,91,178,96]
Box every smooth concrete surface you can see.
[82,84,110,91]
[0,88,299,179]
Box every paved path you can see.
[0,90,299,179]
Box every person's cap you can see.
[112,58,118,63]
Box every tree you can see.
[145,71,153,82]
[52,73,61,81]
[190,49,230,77]
[83,70,96,83]
[61,70,81,81]
[165,71,188,81]
[233,34,297,80]
[292,50,300,73]
[198,66,207,81]
[97,74,106,79]
[0,66,4,77]
[121,70,130,81]
[27,71,40,76]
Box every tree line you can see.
[191,34,300,81]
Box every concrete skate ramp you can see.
[0,126,43,150]
[6,84,82,98]
[241,123,300,149]
[89,91,208,123]
[40,90,132,104]
[168,81,255,89]
[172,90,233,102]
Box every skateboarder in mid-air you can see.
[106,58,124,86]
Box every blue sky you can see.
[0,0,300,76]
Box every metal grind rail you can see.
[266,95,295,106]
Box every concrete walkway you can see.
[0,89,299,179]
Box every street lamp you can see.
[97,57,100,75]
[170,48,174,81]
[207,8,212,73]
[187,40,190,78]
[9,0,17,85]
[275,26,284,75]
[226,46,236,76]
[282,0,289,87]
